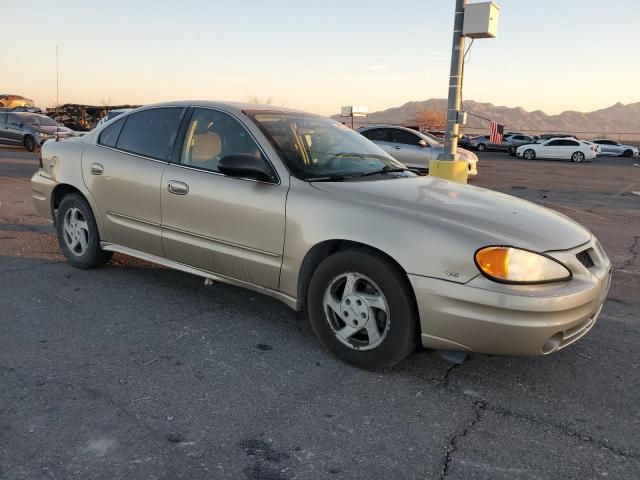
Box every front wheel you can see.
[509,146,516,156]
[476,143,487,152]
[56,193,112,269]
[623,149,633,158]
[23,135,36,152]
[523,149,536,160]
[308,249,418,369]
[571,151,585,163]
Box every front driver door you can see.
[160,107,287,289]
[388,129,431,167]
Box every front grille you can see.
[576,249,594,269]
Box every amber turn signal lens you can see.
[475,247,509,279]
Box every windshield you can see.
[249,112,405,179]
[22,115,58,127]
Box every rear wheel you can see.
[523,149,536,160]
[623,149,633,158]
[308,249,418,369]
[571,151,585,163]
[509,146,516,156]
[23,135,36,152]
[476,143,487,152]
[56,193,112,269]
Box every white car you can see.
[516,137,596,162]
[589,139,639,157]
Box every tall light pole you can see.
[440,0,467,161]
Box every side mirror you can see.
[217,154,275,182]
[418,139,429,147]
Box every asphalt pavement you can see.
[1,146,639,479]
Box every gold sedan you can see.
[31,101,611,368]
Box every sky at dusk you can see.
[2,0,639,116]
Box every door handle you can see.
[90,163,104,175]
[167,180,189,195]
[393,146,401,150]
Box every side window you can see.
[180,108,270,176]
[362,128,390,142]
[390,129,420,146]
[0,113,6,125]
[563,140,579,146]
[7,114,21,126]
[116,108,183,161]
[546,140,561,146]
[98,117,125,148]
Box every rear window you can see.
[115,108,184,161]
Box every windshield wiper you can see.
[305,174,350,182]
[358,167,408,177]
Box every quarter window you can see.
[98,117,125,148]
[115,108,184,161]
[180,108,270,176]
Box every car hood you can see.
[311,176,591,252]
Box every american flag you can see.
[489,121,504,144]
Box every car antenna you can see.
[55,45,60,142]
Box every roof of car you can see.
[143,100,307,115]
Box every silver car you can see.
[0,112,77,151]
[358,125,478,175]
[31,101,611,368]
[589,139,639,157]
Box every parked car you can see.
[0,112,78,151]
[505,134,536,155]
[589,139,639,157]
[466,134,507,152]
[358,125,478,176]
[32,101,611,368]
[95,108,133,128]
[516,137,596,162]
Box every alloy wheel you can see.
[322,272,390,351]
[572,152,584,163]
[63,207,90,256]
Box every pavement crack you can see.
[440,363,460,388]
[440,400,486,480]
[479,401,639,460]
[620,235,639,271]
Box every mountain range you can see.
[334,99,640,137]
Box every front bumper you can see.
[31,170,57,222]
[410,239,612,356]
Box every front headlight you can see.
[38,131,54,138]
[475,246,571,284]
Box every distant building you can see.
[0,94,35,109]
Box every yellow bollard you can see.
[428,159,469,184]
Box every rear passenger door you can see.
[83,107,186,256]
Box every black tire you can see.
[623,149,633,158]
[56,193,112,269]
[523,149,536,160]
[476,143,487,152]
[571,151,585,163]
[23,135,36,152]
[509,146,516,156]
[307,249,418,369]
